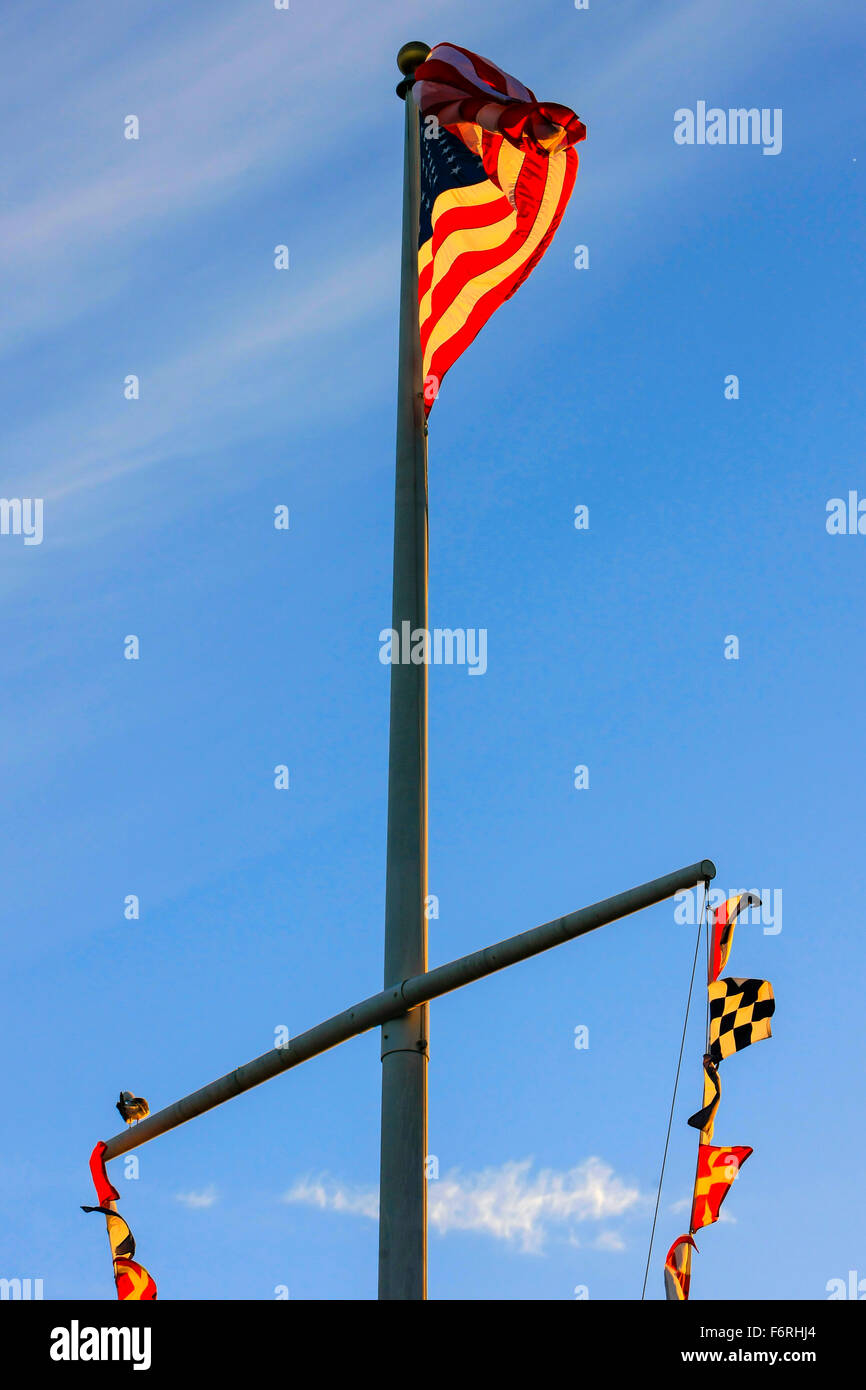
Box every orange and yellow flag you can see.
[664,1234,697,1300]
[690,1144,752,1231]
[709,893,761,982]
[114,1257,158,1301]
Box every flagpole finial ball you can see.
[397,42,431,76]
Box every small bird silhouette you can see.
[116,1091,150,1125]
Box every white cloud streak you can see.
[282,1156,641,1253]
[282,1176,379,1222]
[174,1185,218,1209]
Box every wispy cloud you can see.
[282,1176,379,1222]
[175,1185,218,1210]
[282,1157,641,1253]
[14,240,395,508]
[593,1229,627,1252]
[1,0,812,532]
[0,3,419,334]
[428,1158,639,1252]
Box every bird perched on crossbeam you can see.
[116,1091,150,1125]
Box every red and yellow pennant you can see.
[83,1141,157,1301]
[690,1144,752,1231]
[664,1234,697,1301]
[709,893,761,983]
[114,1257,157,1301]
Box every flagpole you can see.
[378,40,432,1302]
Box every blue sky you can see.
[1,0,862,1300]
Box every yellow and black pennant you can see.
[687,1055,721,1141]
[81,1206,136,1260]
[708,977,775,1064]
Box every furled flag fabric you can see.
[84,1141,157,1301]
[664,1234,698,1301]
[709,893,761,983]
[88,1141,120,1207]
[691,1144,752,1230]
[113,1257,158,1301]
[687,1055,721,1142]
[413,43,586,411]
[708,978,775,1064]
[81,1206,137,1261]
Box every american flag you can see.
[413,43,586,413]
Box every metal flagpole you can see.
[378,40,432,1302]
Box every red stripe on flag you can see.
[424,148,576,394]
